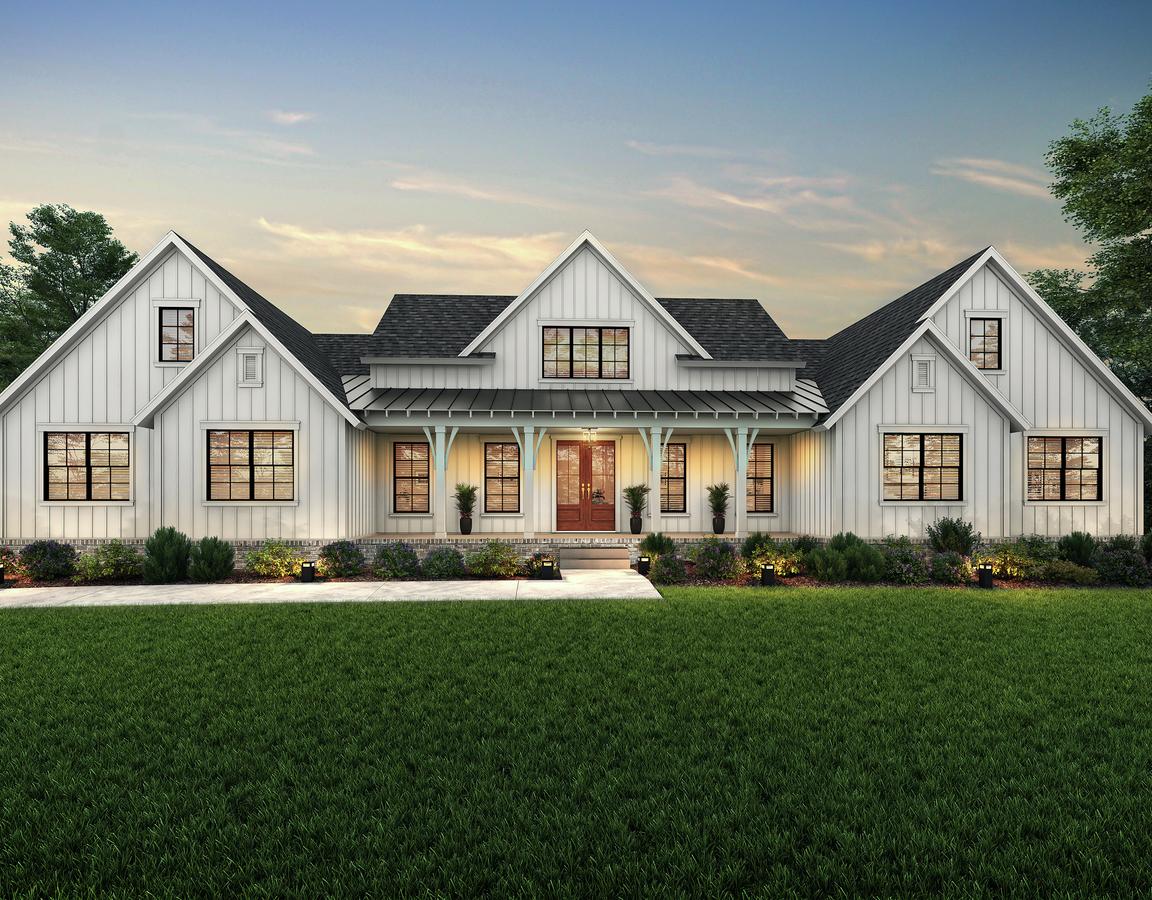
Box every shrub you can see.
[188,537,235,582]
[423,547,467,580]
[20,540,78,582]
[1104,534,1140,553]
[690,539,743,582]
[74,541,143,584]
[318,541,365,578]
[246,540,304,578]
[1014,534,1059,561]
[1143,532,1152,564]
[926,517,980,556]
[639,532,676,557]
[0,547,25,580]
[879,536,930,585]
[142,527,192,583]
[373,542,421,580]
[1057,531,1097,567]
[522,552,556,579]
[792,535,820,556]
[805,534,884,583]
[806,547,849,582]
[977,541,1043,580]
[1093,542,1150,586]
[842,543,886,583]
[465,541,522,579]
[931,551,973,585]
[649,553,687,585]
[1036,558,1099,585]
[740,534,803,577]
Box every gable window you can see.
[207,430,294,501]
[484,442,520,513]
[45,432,130,501]
[746,443,774,513]
[542,327,629,379]
[1027,436,1102,501]
[969,317,1002,370]
[160,307,195,362]
[660,443,687,513]
[883,433,962,501]
[393,442,430,513]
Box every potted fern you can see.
[707,483,730,534]
[455,483,477,535]
[623,484,650,534]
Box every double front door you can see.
[555,440,616,531]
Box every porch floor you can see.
[368,532,798,544]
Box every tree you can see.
[1025,86,1152,529]
[0,204,137,389]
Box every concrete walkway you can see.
[0,568,661,609]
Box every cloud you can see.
[389,174,555,208]
[617,242,787,287]
[997,241,1089,272]
[822,237,956,264]
[267,110,314,126]
[625,139,747,160]
[931,157,1051,200]
[132,112,316,163]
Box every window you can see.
[1027,436,1102,501]
[393,442,430,513]
[911,356,935,392]
[207,430,294,501]
[883,433,962,501]
[660,443,687,513]
[969,317,1002,370]
[542,326,630,379]
[159,307,195,362]
[484,442,520,513]
[44,432,130,501]
[746,443,774,513]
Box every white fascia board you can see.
[459,231,712,359]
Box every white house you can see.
[0,230,1147,545]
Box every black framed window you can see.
[45,432,131,501]
[160,307,195,362]
[484,442,520,513]
[542,326,629,379]
[746,443,774,513]
[1027,436,1102,501]
[393,442,430,513]
[969,317,1002,370]
[883,433,962,501]
[207,430,294,501]
[661,443,687,513]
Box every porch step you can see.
[554,547,633,570]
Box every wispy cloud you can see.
[821,237,956,264]
[389,173,555,208]
[267,110,314,126]
[997,240,1089,272]
[133,112,316,162]
[931,157,1051,200]
[625,139,748,160]
[618,242,787,287]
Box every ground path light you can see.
[760,563,776,587]
[299,561,317,583]
[977,563,994,589]
[637,555,651,576]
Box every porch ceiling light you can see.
[582,427,598,443]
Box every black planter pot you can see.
[629,514,643,535]
[712,515,726,534]
[459,516,473,535]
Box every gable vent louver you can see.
[911,356,935,393]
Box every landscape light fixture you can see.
[0,563,6,585]
[539,559,556,580]
[977,563,994,590]
[637,555,651,576]
[760,563,776,587]
[299,561,317,583]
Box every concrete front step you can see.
[554,547,632,570]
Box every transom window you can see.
[394,442,430,513]
[1027,436,1102,501]
[207,430,294,501]
[746,443,774,513]
[969,317,1002,370]
[883,433,962,501]
[45,432,130,501]
[660,443,687,513]
[484,442,520,513]
[542,327,630,379]
[160,307,195,362]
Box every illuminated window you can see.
[1027,436,1102,501]
[542,327,629,379]
[160,307,195,361]
[393,442,430,513]
[883,433,962,501]
[44,432,131,501]
[746,444,774,513]
[207,430,294,501]
[660,443,687,513]
[969,318,1002,370]
[484,442,520,513]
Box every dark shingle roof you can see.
[807,249,988,418]
[656,298,799,360]
[178,235,351,406]
[371,294,515,357]
[312,334,380,376]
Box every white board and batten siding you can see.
[931,261,1144,535]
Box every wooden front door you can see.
[555,440,616,531]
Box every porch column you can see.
[733,426,750,539]
[522,425,538,538]
[425,424,459,538]
[644,426,664,534]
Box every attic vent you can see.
[911,355,936,393]
[237,347,264,388]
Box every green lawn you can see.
[2,588,1152,896]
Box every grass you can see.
[2,587,1152,895]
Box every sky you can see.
[1,0,1150,338]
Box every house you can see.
[0,230,1147,548]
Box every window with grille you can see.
[969,317,1002,370]
[542,326,629,379]
[393,442,430,513]
[746,443,774,513]
[159,307,195,361]
[484,442,520,513]
[207,430,294,501]
[1027,436,1102,501]
[660,443,687,513]
[44,432,131,501]
[883,433,962,501]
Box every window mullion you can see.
[1060,438,1067,501]
[85,431,92,501]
